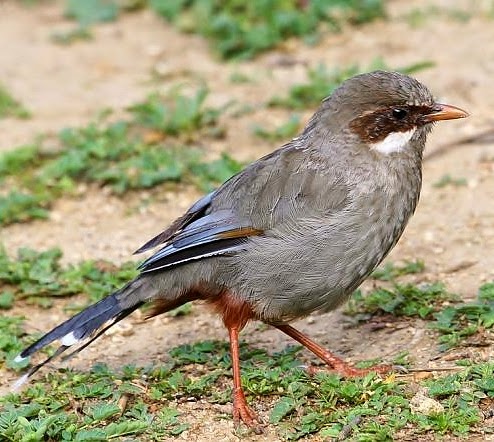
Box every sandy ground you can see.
[1,0,494,440]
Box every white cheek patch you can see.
[370,128,416,154]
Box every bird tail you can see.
[12,277,150,390]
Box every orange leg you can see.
[227,326,263,433]
[275,324,391,377]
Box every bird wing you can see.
[210,143,351,225]
[137,209,262,273]
[135,142,349,274]
[134,191,215,254]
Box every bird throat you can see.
[369,128,416,154]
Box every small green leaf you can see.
[88,403,120,422]
[269,397,297,423]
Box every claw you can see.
[333,362,393,378]
[306,362,394,378]
[232,390,264,434]
[391,364,409,374]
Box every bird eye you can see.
[392,108,408,120]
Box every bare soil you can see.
[1,0,494,440]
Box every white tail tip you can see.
[11,372,30,392]
[60,331,80,346]
[13,354,28,364]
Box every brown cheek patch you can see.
[349,105,431,144]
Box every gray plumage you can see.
[130,70,433,322]
[15,71,467,426]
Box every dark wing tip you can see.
[135,192,214,255]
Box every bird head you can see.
[313,70,468,157]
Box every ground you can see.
[1,0,494,440]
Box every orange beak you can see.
[423,103,469,122]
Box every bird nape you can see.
[13,71,468,433]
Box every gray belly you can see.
[219,208,410,324]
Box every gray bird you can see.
[14,71,468,430]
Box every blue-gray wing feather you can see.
[134,191,215,254]
[137,204,261,273]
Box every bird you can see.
[13,70,468,431]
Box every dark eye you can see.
[392,108,408,120]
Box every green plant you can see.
[2,335,493,439]
[0,84,31,119]
[252,114,301,141]
[0,246,138,308]
[0,88,242,226]
[433,174,468,188]
[433,282,494,349]
[0,316,28,368]
[127,87,223,137]
[371,260,425,281]
[150,0,387,60]
[65,0,120,26]
[347,282,457,319]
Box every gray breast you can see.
[218,162,421,324]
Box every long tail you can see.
[12,278,149,390]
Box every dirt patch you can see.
[1,0,494,440]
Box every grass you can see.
[2,341,493,440]
[0,316,27,370]
[0,246,138,367]
[371,259,425,281]
[403,5,475,28]
[64,0,120,26]
[149,0,387,60]
[1,249,493,439]
[0,88,243,226]
[0,247,138,309]
[432,282,494,350]
[268,59,435,109]
[252,114,301,142]
[347,282,458,320]
[0,246,197,371]
[127,86,225,139]
[0,84,31,119]
[59,0,386,58]
[433,174,468,188]
[347,260,494,353]
[346,260,458,320]
[51,27,93,45]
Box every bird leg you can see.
[275,324,391,377]
[227,326,263,433]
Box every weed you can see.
[51,27,93,45]
[65,0,120,26]
[127,87,224,138]
[252,114,301,141]
[2,336,493,439]
[371,259,425,281]
[347,282,457,320]
[432,282,494,350]
[403,5,475,28]
[0,84,31,119]
[0,88,242,226]
[150,0,386,60]
[0,316,28,368]
[433,174,468,188]
[0,246,137,308]
[0,191,51,224]
[229,72,253,84]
